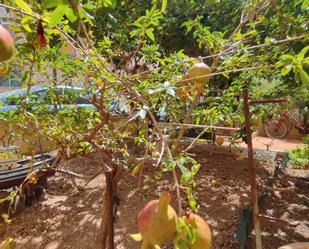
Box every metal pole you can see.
[243,88,262,249]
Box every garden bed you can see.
[1,150,308,249]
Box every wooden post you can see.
[105,170,115,249]
[243,88,262,249]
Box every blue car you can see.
[0,85,130,115]
[0,85,94,112]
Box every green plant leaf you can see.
[130,29,142,38]
[79,7,93,24]
[42,0,65,9]
[302,57,309,65]
[174,239,189,249]
[146,28,155,41]
[65,7,77,23]
[299,69,309,85]
[99,0,117,8]
[281,64,292,76]
[161,0,167,12]
[297,46,309,60]
[16,0,34,14]
[49,5,68,27]
[21,16,33,32]
[280,54,295,62]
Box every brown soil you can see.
[1,151,308,249]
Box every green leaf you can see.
[2,213,11,223]
[161,0,167,12]
[281,64,292,76]
[16,0,34,14]
[21,16,33,32]
[299,69,309,85]
[174,239,189,249]
[302,57,309,66]
[42,0,65,9]
[301,0,309,10]
[131,163,142,176]
[99,0,117,8]
[49,5,68,27]
[162,157,176,171]
[179,165,192,184]
[297,46,309,60]
[130,29,142,38]
[65,7,77,23]
[110,0,117,8]
[79,7,93,24]
[280,54,295,62]
[146,28,155,41]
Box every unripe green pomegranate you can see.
[131,192,177,249]
[188,57,211,84]
[182,213,212,249]
[0,25,14,62]
[188,57,211,95]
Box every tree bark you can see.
[96,161,124,249]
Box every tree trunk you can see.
[96,165,124,249]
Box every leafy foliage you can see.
[289,135,309,169]
[0,0,308,245]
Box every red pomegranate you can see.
[131,192,177,249]
[182,213,212,249]
[0,24,14,62]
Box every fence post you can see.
[243,88,262,249]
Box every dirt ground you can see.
[1,149,308,249]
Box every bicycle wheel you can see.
[263,119,288,139]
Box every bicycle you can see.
[263,108,309,139]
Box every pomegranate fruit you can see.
[188,57,211,95]
[251,115,261,127]
[131,192,177,249]
[36,20,48,48]
[188,57,211,83]
[182,213,212,249]
[0,25,14,62]
[215,136,224,145]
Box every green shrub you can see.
[289,135,309,169]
